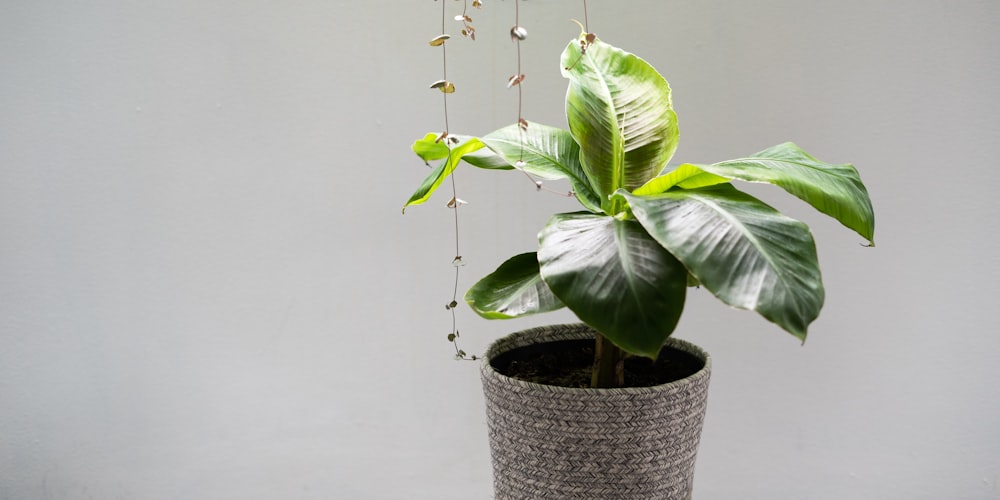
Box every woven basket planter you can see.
[480,323,712,500]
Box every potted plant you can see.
[404,23,875,500]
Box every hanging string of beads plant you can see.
[407,0,593,360]
[423,0,484,361]
[507,1,578,197]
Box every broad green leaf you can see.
[633,163,730,196]
[480,122,602,213]
[537,212,687,358]
[561,38,679,212]
[702,142,875,245]
[403,137,485,212]
[465,252,565,319]
[619,185,823,340]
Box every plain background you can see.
[2,1,999,499]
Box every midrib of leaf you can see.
[504,275,543,312]
[614,221,648,319]
[716,156,854,183]
[687,192,792,298]
[586,51,624,198]
[486,136,585,185]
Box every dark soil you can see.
[490,339,704,388]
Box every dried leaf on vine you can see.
[510,25,527,42]
[507,74,526,88]
[454,15,472,22]
[428,34,451,47]
[429,80,456,93]
[518,118,529,131]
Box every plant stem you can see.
[591,333,625,388]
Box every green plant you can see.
[405,31,875,388]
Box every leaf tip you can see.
[794,330,808,345]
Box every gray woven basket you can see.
[480,324,712,500]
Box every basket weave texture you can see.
[480,324,712,500]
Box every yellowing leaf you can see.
[428,34,450,47]
[429,80,456,93]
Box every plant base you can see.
[480,324,712,500]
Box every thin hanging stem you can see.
[441,2,450,135]
[509,0,574,199]
[434,0,473,360]
[515,0,524,161]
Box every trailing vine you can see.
[424,0,592,360]
[428,0,481,360]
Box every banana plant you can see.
[404,34,875,388]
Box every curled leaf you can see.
[510,25,527,42]
[473,0,483,7]
[455,15,472,22]
[507,74,525,88]
[429,80,456,93]
[446,197,468,208]
[517,117,529,131]
[434,131,449,143]
[428,34,450,47]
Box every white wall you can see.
[2,1,998,499]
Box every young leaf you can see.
[701,143,875,245]
[403,137,485,212]
[537,213,688,358]
[633,163,730,196]
[460,147,516,170]
[619,185,824,340]
[560,37,679,212]
[465,252,565,319]
[411,133,451,163]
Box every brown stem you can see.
[591,333,625,388]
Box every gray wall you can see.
[2,1,998,498]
